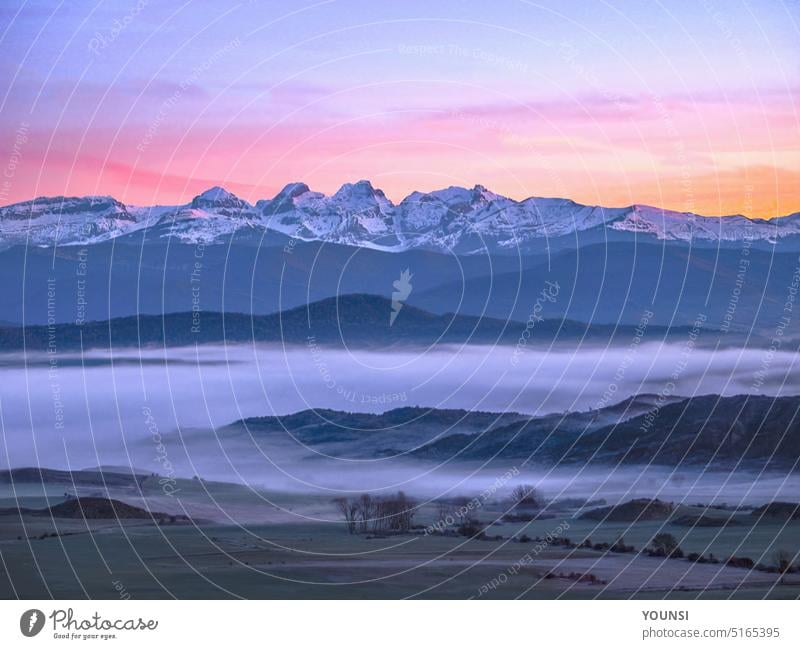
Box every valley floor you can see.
[1,474,798,599]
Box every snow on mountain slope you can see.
[2,182,799,250]
[190,186,253,214]
[0,195,144,246]
[390,187,626,251]
[257,180,398,249]
[607,204,799,242]
[151,187,260,244]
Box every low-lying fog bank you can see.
[1,343,798,504]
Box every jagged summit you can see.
[274,182,311,200]
[197,186,233,200]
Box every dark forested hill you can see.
[0,294,711,351]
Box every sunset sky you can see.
[1,0,798,217]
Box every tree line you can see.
[333,492,416,534]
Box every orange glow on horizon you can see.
[3,93,797,220]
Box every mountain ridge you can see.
[3,181,798,250]
[0,293,725,351]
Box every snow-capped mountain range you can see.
[2,181,798,251]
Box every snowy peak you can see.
[195,186,236,201]
[190,186,252,213]
[470,184,500,203]
[147,186,260,244]
[331,180,393,214]
[333,179,384,200]
[273,182,312,203]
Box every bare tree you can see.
[775,549,795,584]
[333,497,359,534]
[373,497,388,533]
[395,491,415,532]
[510,484,543,509]
[375,491,417,532]
[334,492,417,535]
[357,493,375,534]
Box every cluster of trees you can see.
[501,484,546,522]
[648,532,683,558]
[510,484,544,508]
[333,492,416,534]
